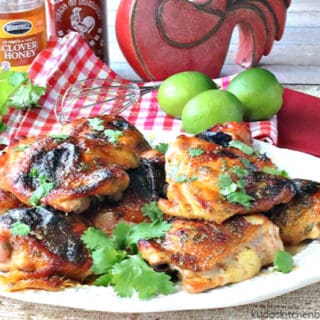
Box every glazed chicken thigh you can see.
[139,214,283,293]
[269,179,320,244]
[0,207,92,291]
[0,116,150,213]
[0,136,130,212]
[158,135,295,223]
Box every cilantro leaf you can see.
[188,147,204,157]
[104,129,123,144]
[154,143,169,154]
[0,71,46,133]
[263,166,289,178]
[81,227,113,251]
[229,140,254,155]
[112,255,174,299]
[91,247,125,275]
[218,169,254,208]
[273,250,294,273]
[0,122,7,133]
[88,118,104,131]
[81,217,173,299]
[7,81,45,109]
[10,221,30,236]
[232,166,249,178]
[29,167,39,178]
[94,273,112,286]
[112,222,131,250]
[141,201,164,222]
[174,175,197,183]
[8,71,27,86]
[127,221,171,246]
[218,173,237,196]
[29,175,55,206]
[47,134,69,142]
[226,191,254,208]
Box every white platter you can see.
[1,137,320,313]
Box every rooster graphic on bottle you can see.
[48,0,104,59]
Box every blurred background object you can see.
[46,0,106,62]
[107,0,320,88]
[0,0,47,71]
[115,0,291,81]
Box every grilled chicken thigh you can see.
[0,136,130,212]
[139,214,283,293]
[158,135,295,223]
[0,207,92,291]
[269,179,320,244]
[60,115,151,168]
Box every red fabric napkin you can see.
[277,88,320,157]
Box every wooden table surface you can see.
[1,0,320,319]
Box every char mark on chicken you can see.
[269,179,320,244]
[0,136,130,212]
[88,149,167,235]
[0,207,92,291]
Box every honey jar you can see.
[0,0,47,71]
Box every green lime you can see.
[226,68,283,121]
[157,71,218,118]
[181,89,244,134]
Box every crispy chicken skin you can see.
[138,214,283,293]
[200,121,254,146]
[158,135,295,223]
[0,189,23,214]
[0,207,92,291]
[269,180,320,244]
[0,136,130,212]
[88,149,166,235]
[60,114,151,165]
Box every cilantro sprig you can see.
[229,140,255,155]
[10,221,31,236]
[154,143,169,154]
[0,71,46,132]
[88,117,104,131]
[81,202,174,299]
[104,129,123,144]
[218,166,254,208]
[29,174,56,207]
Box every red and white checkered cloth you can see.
[0,32,277,146]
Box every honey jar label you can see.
[0,8,47,71]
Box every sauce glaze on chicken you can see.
[0,117,319,294]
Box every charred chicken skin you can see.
[138,214,283,293]
[0,207,92,291]
[158,135,295,223]
[89,149,166,235]
[0,115,151,213]
[60,114,151,168]
[269,179,320,244]
[0,136,130,212]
